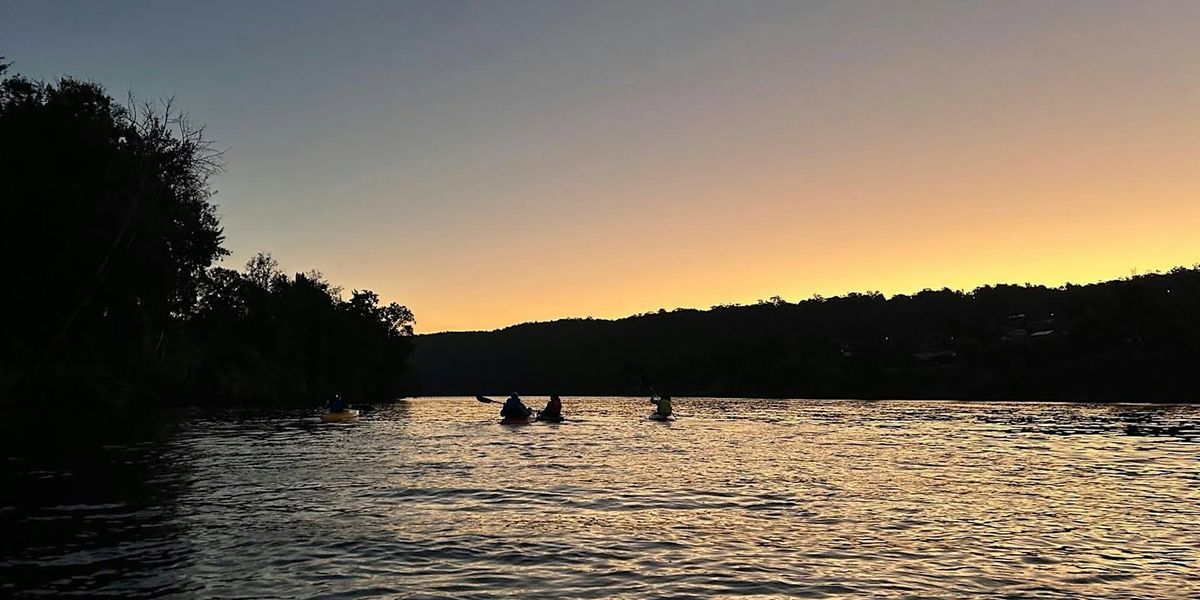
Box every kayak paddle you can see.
[639,376,661,399]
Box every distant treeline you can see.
[0,60,415,406]
[414,268,1200,402]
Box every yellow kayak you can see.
[320,409,360,423]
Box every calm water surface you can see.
[2,398,1198,599]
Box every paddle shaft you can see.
[640,378,664,403]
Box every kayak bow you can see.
[500,415,537,425]
[321,409,361,423]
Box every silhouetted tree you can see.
[1,64,416,406]
[1,71,225,401]
[183,253,416,403]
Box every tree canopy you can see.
[0,66,415,406]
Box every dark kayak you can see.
[537,413,565,423]
[648,412,676,422]
[500,416,537,425]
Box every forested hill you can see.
[413,267,1200,401]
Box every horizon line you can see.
[420,261,1198,336]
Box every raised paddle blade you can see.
[476,395,497,404]
[639,377,660,398]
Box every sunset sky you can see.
[4,1,1198,332]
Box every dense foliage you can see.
[189,254,416,403]
[414,268,1200,402]
[0,64,414,406]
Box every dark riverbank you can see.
[413,267,1200,402]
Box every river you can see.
[2,398,1197,599]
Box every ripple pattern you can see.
[2,399,1198,599]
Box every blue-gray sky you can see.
[4,1,1198,331]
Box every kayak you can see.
[537,414,565,423]
[321,409,360,423]
[500,416,537,425]
[648,412,676,422]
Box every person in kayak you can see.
[500,393,532,419]
[328,393,347,413]
[650,395,673,417]
[539,395,563,420]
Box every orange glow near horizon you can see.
[363,166,1200,333]
[364,91,1200,332]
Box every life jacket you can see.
[656,397,673,415]
[543,398,562,416]
[501,398,529,418]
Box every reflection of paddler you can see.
[1125,424,1183,436]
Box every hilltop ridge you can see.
[413,267,1200,402]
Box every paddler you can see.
[539,395,563,421]
[650,394,673,417]
[328,393,347,413]
[500,393,532,419]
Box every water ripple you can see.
[2,398,1198,598]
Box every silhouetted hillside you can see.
[414,268,1200,401]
